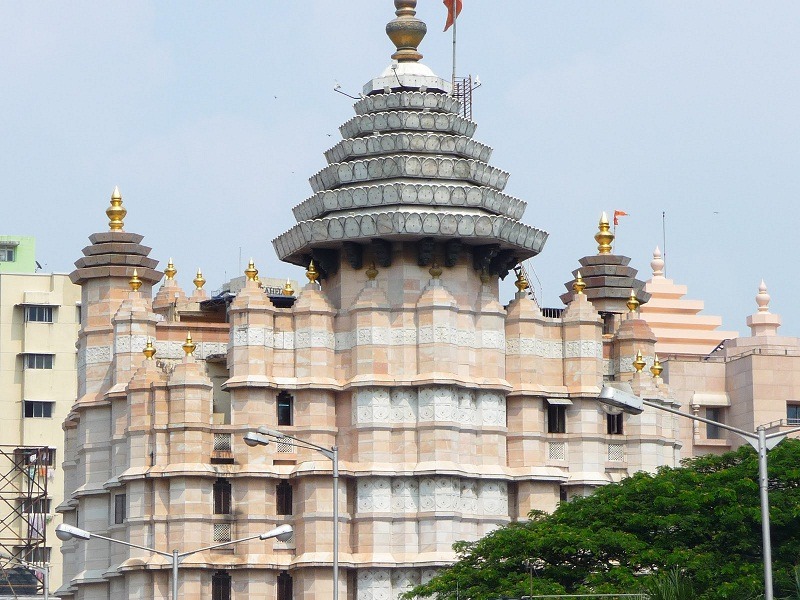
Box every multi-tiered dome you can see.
[273,0,547,279]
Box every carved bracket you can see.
[417,238,435,266]
[371,239,392,268]
[343,242,364,270]
[311,248,339,278]
[444,239,462,267]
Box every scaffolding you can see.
[0,445,51,597]
[453,76,475,121]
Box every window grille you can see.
[608,443,625,462]
[213,523,232,542]
[213,433,232,452]
[276,436,294,453]
[548,441,566,461]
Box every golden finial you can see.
[479,267,491,284]
[366,263,378,280]
[595,212,614,255]
[650,354,663,378]
[514,268,529,292]
[626,288,640,313]
[193,269,205,290]
[386,0,426,63]
[182,332,196,356]
[429,261,443,279]
[282,279,294,296]
[244,259,258,281]
[143,337,156,360]
[106,186,127,231]
[633,349,646,372]
[306,260,319,284]
[164,258,177,280]
[129,269,142,292]
[572,271,586,295]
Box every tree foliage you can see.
[404,440,800,600]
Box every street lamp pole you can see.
[599,386,800,600]
[56,522,292,600]
[245,428,339,600]
[0,550,49,600]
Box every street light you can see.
[598,384,800,600]
[55,522,292,600]
[0,549,50,600]
[244,427,339,600]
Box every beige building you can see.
[0,236,81,594]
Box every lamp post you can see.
[244,427,339,600]
[0,550,50,600]
[55,522,292,600]
[598,385,800,600]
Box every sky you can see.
[2,1,799,336]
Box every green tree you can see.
[404,440,800,600]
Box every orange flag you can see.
[444,0,463,31]
[613,210,629,226]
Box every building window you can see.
[0,247,15,262]
[607,413,624,435]
[213,478,232,515]
[788,404,800,425]
[15,447,55,467]
[114,493,126,524]
[23,401,54,418]
[559,486,569,503]
[547,404,566,434]
[25,306,53,323]
[212,571,231,600]
[277,571,293,600]
[705,407,723,439]
[277,391,293,426]
[600,312,616,335]
[16,546,50,563]
[277,480,293,516]
[24,354,54,369]
[20,498,51,514]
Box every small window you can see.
[20,498,51,514]
[277,391,293,426]
[213,478,232,515]
[23,401,54,418]
[277,571,293,600]
[788,404,800,426]
[17,547,50,563]
[607,413,624,435]
[114,493,126,524]
[76,306,82,325]
[600,312,616,335]
[24,354,54,369]
[547,404,566,434]
[15,447,55,467]
[706,408,723,439]
[25,306,53,323]
[212,571,231,600]
[0,247,15,262]
[559,486,569,503]
[277,480,293,516]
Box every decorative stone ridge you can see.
[353,91,460,115]
[339,110,476,140]
[71,231,162,286]
[274,210,547,267]
[309,155,509,194]
[293,184,526,222]
[324,133,492,164]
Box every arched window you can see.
[212,571,231,600]
[277,391,293,426]
[277,571,293,600]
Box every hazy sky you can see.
[2,1,799,336]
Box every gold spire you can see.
[244,259,258,281]
[595,212,614,255]
[386,0,426,63]
[626,288,640,313]
[650,354,663,378]
[164,258,177,280]
[366,263,378,280]
[429,261,443,279]
[573,271,586,295]
[306,260,319,284]
[182,332,196,356]
[514,268,529,292]
[633,349,646,372]
[143,337,156,360]
[193,269,205,290]
[282,279,294,296]
[106,186,126,231]
[129,269,142,292]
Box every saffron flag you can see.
[613,210,629,226]
[443,0,463,31]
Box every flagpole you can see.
[451,0,457,89]
[662,211,667,277]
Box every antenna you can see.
[333,81,360,100]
